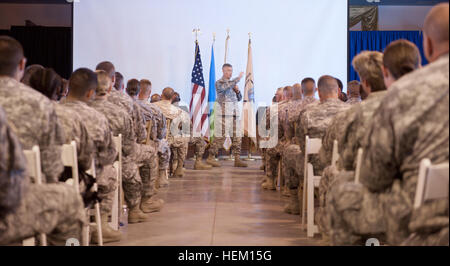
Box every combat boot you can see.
[206,154,221,167]
[261,176,269,184]
[140,196,164,213]
[91,213,122,244]
[262,177,276,190]
[174,158,185,177]
[194,157,213,170]
[234,156,248,168]
[128,203,149,223]
[158,169,169,188]
[259,164,265,171]
[283,189,300,215]
[282,185,290,197]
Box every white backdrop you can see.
[73,0,348,107]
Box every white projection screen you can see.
[73,0,348,107]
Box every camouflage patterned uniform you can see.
[53,103,95,172]
[0,77,65,183]
[281,96,318,189]
[0,107,86,245]
[264,100,289,185]
[154,100,190,172]
[61,100,117,214]
[328,54,449,245]
[136,99,170,171]
[89,98,157,207]
[209,77,242,157]
[346,97,361,105]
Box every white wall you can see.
[74,0,348,107]
[0,3,71,29]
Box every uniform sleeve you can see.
[0,110,28,218]
[216,78,239,95]
[122,116,137,158]
[158,114,167,140]
[77,121,95,172]
[133,103,147,143]
[360,103,398,192]
[40,110,65,183]
[96,120,117,167]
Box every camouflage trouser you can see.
[0,183,86,245]
[171,140,188,164]
[265,147,281,183]
[190,137,207,158]
[317,167,354,237]
[209,115,241,157]
[402,227,449,246]
[158,139,170,171]
[282,144,303,189]
[137,143,158,199]
[97,164,117,215]
[122,158,142,209]
[327,181,387,245]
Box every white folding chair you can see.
[112,134,122,230]
[61,141,80,193]
[83,160,103,246]
[331,140,339,168]
[414,159,449,209]
[301,136,322,237]
[22,146,47,246]
[354,148,364,184]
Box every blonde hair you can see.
[352,51,386,92]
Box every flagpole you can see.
[243,32,255,161]
[222,28,234,161]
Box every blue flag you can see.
[208,45,216,141]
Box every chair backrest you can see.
[354,148,363,184]
[165,119,172,140]
[305,136,322,156]
[61,141,80,192]
[112,134,122,159]
[331,140,339,168]
[23,146,42,184]
[86,159,96,179]
[414,159,449,209]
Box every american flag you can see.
[189,41,209,139]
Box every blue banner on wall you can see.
[350,0,448,6]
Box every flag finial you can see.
[193,28,201,41]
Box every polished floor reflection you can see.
[110,160,322,246]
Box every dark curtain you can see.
[349,31,428,82]
[4,26,72,79]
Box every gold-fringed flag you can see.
[242,35,257,145]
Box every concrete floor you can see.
[109,160,324,246]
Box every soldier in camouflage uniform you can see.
[95,73,162,221]
[136,79,171,187]
[328,4,449,245]
[316,51,387,238]
[171,92,213,170]
[22,66,95,175]
[62,68,121,242]
[282,78,318,214]
[0,43,65,184]
[284,77,351,216]
[262,86,292,190]
[155,87,190,178]
[207,64,248,168]
[345,80,362,105]
[0,36,86,245]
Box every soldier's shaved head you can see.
[162,87,174,100]
[95,61,115,78]
[151,94,161,103]
[301,78,316,96]
[292,83,303,100]
[283,86,293,101]
[126,79,140,97]
[139,79,152,100]
[423,3,449,62]
[114,72,124,91]
[0,36,26,80]
[317,75,339,100]
[68,68,97,101]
